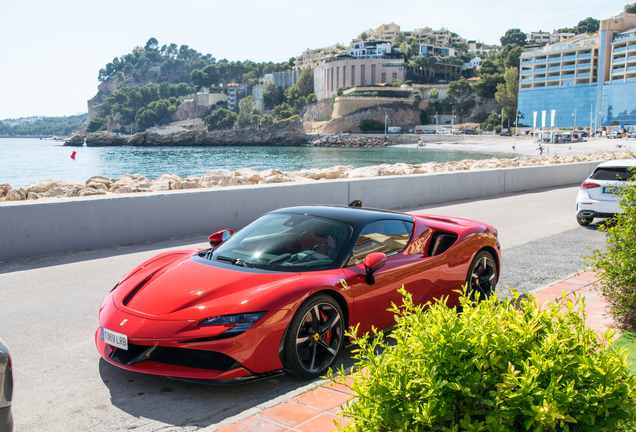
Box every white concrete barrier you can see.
[0,162,599,262]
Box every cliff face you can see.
[321,103,421,133]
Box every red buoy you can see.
[71,151,76,159]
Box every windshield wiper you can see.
[216,255,254,268]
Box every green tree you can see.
[576,17,600,33]
[428,88,439,101]
[474,59,504,99]
[204,108,238,131]
[447,77,475,120]
[495,67,520,127]
[505,46,524,69]
[144,37,159,51]
[500,28,527,47]
[285,85,301,108]
[627,2,636,13]
[260,115,274,126]
[86,117,107,133]
[360,31,368,41]
[262,83,284,109]
[237,96,257,128]
[273,102,294,120]
[297,68,314,96]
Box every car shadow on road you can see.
[97,344,358,429]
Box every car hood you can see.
[113,254,301,321]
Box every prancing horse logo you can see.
[120,319,128,326]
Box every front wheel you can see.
[466,251,498,301]
[283,294,344,380]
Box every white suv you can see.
[575,159,636,226]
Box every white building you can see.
[347,41,393,58]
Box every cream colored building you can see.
[529,30,575,46]
[293,44,346,70]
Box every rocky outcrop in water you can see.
[2,151,632,202]
[64,134,86,146]
[68,120,307,147]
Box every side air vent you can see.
[123,280,148,306]
[428,232,458,256]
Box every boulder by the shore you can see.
[64,134,86,146]
[2,151,633,202]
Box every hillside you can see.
[87,38,293,133]
[0,114,88,137]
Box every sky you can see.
[0,0,630,120]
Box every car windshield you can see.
[210,213,352,272]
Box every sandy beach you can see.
[393,136,635,158]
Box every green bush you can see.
[360,119,385,132]
[330,287,636,431]
[484,124,494,131]
[495,125,502,133]
[588,167,636,327]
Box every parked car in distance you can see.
[500,131,512,137]
[608,131,622,139]
[387,126,401,134]
[575,159,636,225]
[414,129,423,134]
[95,204,500,383]
[580,131,588,137]
[0,337,13,432]
[421,129,435,134]
[463,129,477,135]
[452,129,462,135]
[436,128,450,134]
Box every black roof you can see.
[270,205,413,227]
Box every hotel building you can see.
[517,13,636,129]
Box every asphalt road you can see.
[0,185,608,431]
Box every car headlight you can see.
[199,312,267,334]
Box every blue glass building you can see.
[518,13,636,129]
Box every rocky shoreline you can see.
[63,121,418,148]
[1,151,632,202]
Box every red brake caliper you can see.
[320,310,332,345]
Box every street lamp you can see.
[384,114,388,136]
[435,111,438,134]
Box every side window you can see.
[346,219,414,266]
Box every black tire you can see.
[577,216,593,226]
[283,294,344,380]
[466,251,498,302]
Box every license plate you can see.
[602,187,616,194]
[101,327,128,350]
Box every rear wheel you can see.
[466,251,498,301]
[577,216,593,226]
[283,294,344,380]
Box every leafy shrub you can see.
[360,119,385,132]
[588,167,636,327]
[330,287,636,431]
[405,80,413,86]
[484,124,494,131]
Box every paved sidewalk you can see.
[208,271,614,432]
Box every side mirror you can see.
[363,252,386,285]
[208,229,234,247]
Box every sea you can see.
[0,138,520,188]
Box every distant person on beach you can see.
[512,144,516,150]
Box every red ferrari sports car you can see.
[96,204,500,383]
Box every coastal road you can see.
[0,185,607,431]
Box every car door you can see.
[341,219,440,336]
